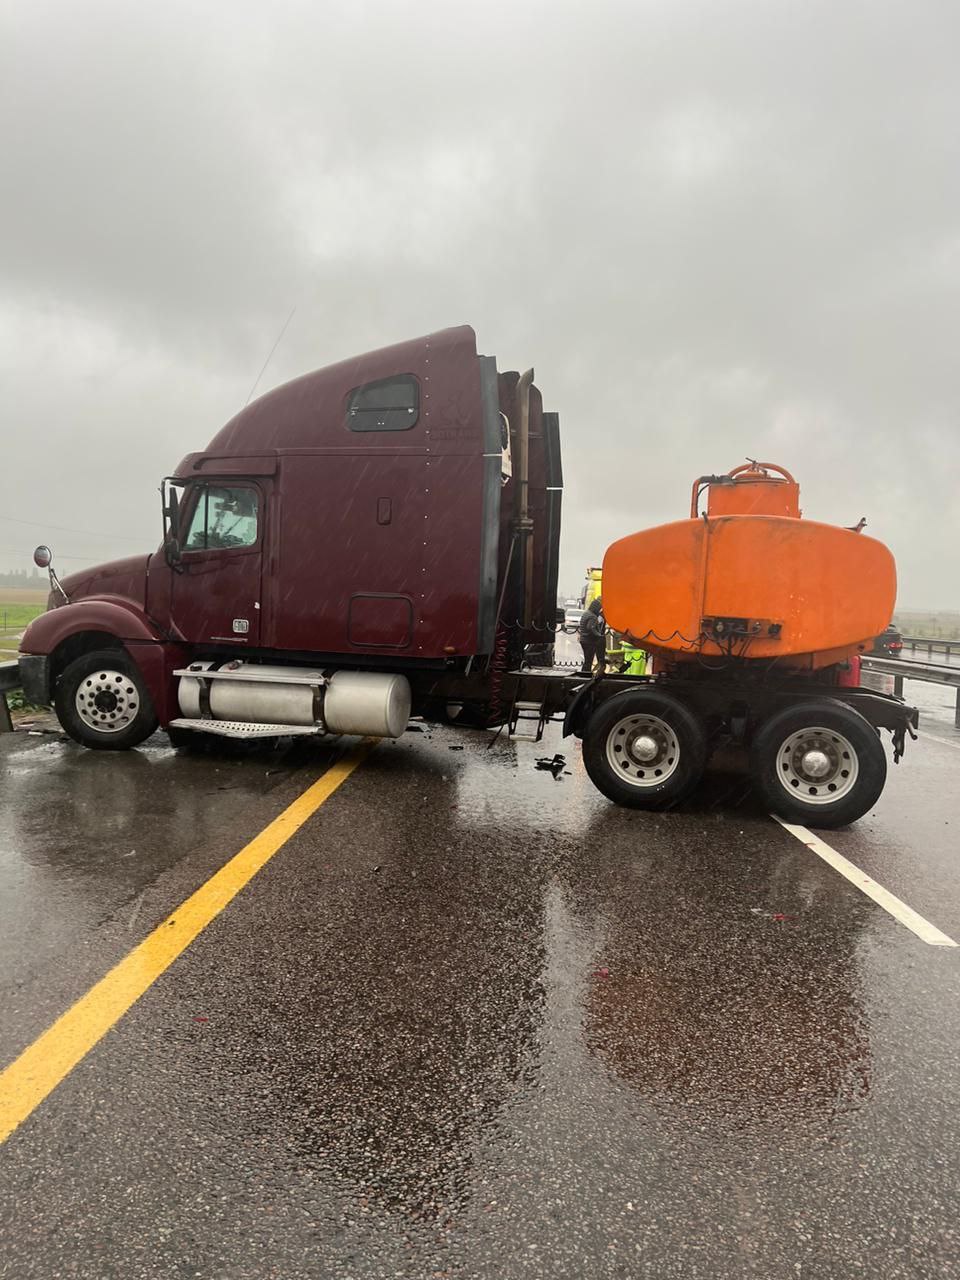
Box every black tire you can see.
[167,724,208,751]
[750,698,887,829]
[166,725,275,756]
[442,700,496,730]
[55,648,158,751]
[582,689,708,809]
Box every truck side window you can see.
[346,374,419,432]
[183,486,259,551]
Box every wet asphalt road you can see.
[1,705,959,1278]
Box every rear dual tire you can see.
[582,689,708,810]
[167,724,209,751]
[442,700,496,729]
[750,699,886,829]
[582,690,887,827]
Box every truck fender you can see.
[21,600,164,654]
[562,680,602,739]
[20,603,171,713]
[562,678,654,739]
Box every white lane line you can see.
[919,731,960,753]
[773,817,959,948]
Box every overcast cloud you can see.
[1,0,958,606]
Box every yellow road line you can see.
[0,738,375,1145]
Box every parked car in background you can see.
[563,600,585,632]
[870,623,903,657]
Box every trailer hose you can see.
[506,617,704,647]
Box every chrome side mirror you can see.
[33,545,69,604]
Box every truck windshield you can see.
[183,485,259,551]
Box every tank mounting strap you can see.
[174,668,327,686]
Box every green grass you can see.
[0,602,44,663]
[0,602,44,631]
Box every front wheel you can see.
[55,648,158,750]
[582,689,708,809]
[750,699,887,828]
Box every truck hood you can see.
[59,554,151,609]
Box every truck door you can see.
[170,481,264,646]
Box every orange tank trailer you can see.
[602,463,896,671]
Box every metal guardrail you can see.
[900,635,960,659]
[862,654,960,727]
[0,659,21,734]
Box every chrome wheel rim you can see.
[606,712,680,788]
[75,669,140,734]
[776,725,859,804]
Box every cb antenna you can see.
[244,305,297,406]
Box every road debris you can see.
[535,753,567,779]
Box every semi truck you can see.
[19,326,917,827]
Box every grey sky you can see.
[2,0,957,606]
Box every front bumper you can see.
[18,654,52,706]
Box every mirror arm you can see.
[160,478,186,572]
[49,565,69,604]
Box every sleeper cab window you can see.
[184,485,259,551]
[345,374,419,432]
